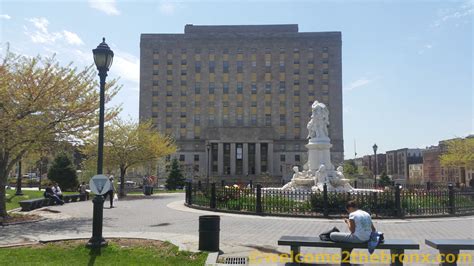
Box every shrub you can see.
[48,153,78,191]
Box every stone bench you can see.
[425,239,474,266]
[278,235,419,266]
[19,194,88,211]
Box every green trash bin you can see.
[144,186,153,195]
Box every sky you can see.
[1,0,472,158]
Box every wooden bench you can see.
[425,239,474,266]
[19,194,88,211]
[278,235,419,266]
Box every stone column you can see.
[255,142,261,175]
[218,142,224,175]
[268,142,274,176]
[230,143,236,176]
[243,143,249,177]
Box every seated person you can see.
[44,184,64,205]
[52,182,63,200]
[78,182,89,199]
[330,200,375,243]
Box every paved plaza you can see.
[1,193,474,265]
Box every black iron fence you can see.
[185,182,474,218]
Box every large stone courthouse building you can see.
[139,24,343,181]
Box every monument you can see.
[281,101,353,192]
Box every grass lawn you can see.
[0,239,207,266]
[4,188,78,211]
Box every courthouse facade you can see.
[139,24,343,180]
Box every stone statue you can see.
[307,101,330,141]
[315,164,327,184]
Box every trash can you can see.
[198,215,220,252]
[144,186,153,195]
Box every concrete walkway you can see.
[1,193,473,265]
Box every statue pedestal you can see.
[306,141,333,172]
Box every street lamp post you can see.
[87,38,114,248]
[373,143,378,188]
[206,143,211,186]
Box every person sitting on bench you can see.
[330,200,375,243]
[44,184,64,205]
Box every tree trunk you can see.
[119,167,126,198]
[0,165,9,219]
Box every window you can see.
[180,112,186,118]
[208,115,215,126]
[265,83,271,94]
[294,90,300,96]
[153,59,159,65]
[195,82,201,94]
[181,80,187,86]
[322,69,329,74]
[293,60,300,64]
[265,101,271,107]
[236,115,243,125]
[251,115,257,125]
[166,123,171,128]
[279,48,285,54]
[237,101,243,107]
[308,79,314,85]
[194,115,200,125]
[209,83,215,94]
[180,101,186,107]
[166,91,172,96]
[153,49,159,54]
[295,155,301,162]
[251,83,257,94]
[195,61,201,73]
[295,144,300,150]
[209,61,215,73]
[167,70,172,75]
[293,48,299,53]
[280,144,286,150]
[293,80,300,86]
[251,61,257,67]
[265,114,271,126]
[237,61,243,73]
[251,101,257,107]
[223,101,229,107]
[308,69,315,75]
[265,61,271,67]
[180,123,186,128]
[152,112,158,118]
[180,91,186,96]
[195,48,201,54]
[280,155,286,162]
[322,59,329,64]
[153,80,159,86]
[323,47,328,52]
[179,155,185,162]
[167,59,172,65]
[223,61,229,73]
[237,83,243,94]
[280,114,286,126]
[153,70,159,75]
[181,59,187,65]
[223,83,229,94]
[166,102,172,107]
[237,48,243,54]
[152,91,159,96]
[194,154,199,162]
[293,69,300,75]
[181,69,187,76]
[223,48,229,54]
[166,112,172,117]
[294,123,300,128]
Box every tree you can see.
[343,160,357,179]
[0,49,120,218]
[440,138,474,169]
[82,118,176,197]
[166,158,185,190]
[378,171,392,187]
[48,153,78,191]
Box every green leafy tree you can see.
[343,160,357,179]
[440,138,474,169]
[378,171,392,187]
[166,159,185,190]
[48,153,78,191]
[0,48,120,218]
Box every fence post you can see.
[395,184,402,218]
[323,183,328,217]
[210,183,216,209]
[256,184,262,214]
[426,181,431,191]
[249,180,253,189]
[221,180,225,187]
[188,182,193,205]
[353,180,358,189]
[185,182,190,204]
[448,183,455,215]
[198,180,202,190]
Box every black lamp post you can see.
[206,143,211,186]
[373,143,378,188]
[87,38,114,248]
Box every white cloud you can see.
[418,43,434,55]
[433,1,473,27]
[344,78,374,91]
[89,0,120,16]
[159,1,176,15]
[0,14,11,20]
[110,51,139,85]
[63,30,84,45]
[24,17,83,46]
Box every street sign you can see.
[89,175,111,195]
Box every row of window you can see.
[178,153,301,163]
[153,47,329,54]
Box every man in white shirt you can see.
[330,200,375,243]
[52,182,63,200]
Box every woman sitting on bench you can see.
[330,200,375,243]
[44,184,64,205]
